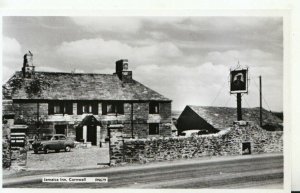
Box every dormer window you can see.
[149,102,159,114]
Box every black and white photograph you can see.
[1,15,285,190]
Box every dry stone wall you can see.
[111,122,283,164]
[109,127,124,165]
[2,138,11,168]
[2,137,29,170]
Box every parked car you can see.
[32,134,75,154]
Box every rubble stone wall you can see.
[2,139,11,168]
[111,122,283,164]
[159,102,172,122]
[2,137,29,170]
[109,127,124,165]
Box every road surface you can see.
[4,154,283,188]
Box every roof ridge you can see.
[188,105,263,110]
[32,71,116,76]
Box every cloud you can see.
[2,36,23,81]
[3,36,22,57]
[53,36,282,111]
[55,38,183,68]
[205,49,277,66]
[2,17,283,111]
[148,17,283,55]
[71,17,143,34]
[133,61,282,111]
[134,63,230,110]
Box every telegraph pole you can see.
[259,76,262,127]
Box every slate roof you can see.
[3,71,171,101]
[187,105,283,130]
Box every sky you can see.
[2,16,283,111]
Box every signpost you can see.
[230,68,248,121]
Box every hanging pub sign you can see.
[230,69,248,94]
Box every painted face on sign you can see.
[231,71,247,92]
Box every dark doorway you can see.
[242,142,251,155]
[76,127,83,142]
[55,125,66,135]
[87,125,97,145]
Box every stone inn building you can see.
[2,52,172,146]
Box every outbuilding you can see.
[176,105,283,135]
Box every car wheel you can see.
[65,146,71,152]
[44,147,49,154]
[55,149,60,153]
[34,149,38,154]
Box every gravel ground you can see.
[26,146,109,170]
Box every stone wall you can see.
[159,102,172,122]
[10,147,27,170]
[13,102,48,120]
[111,122,283,164]
[12,102,48,137]
[109,127,124,165]
[2,137,29,170]
[2,138,11,168]
[133,102,148,122]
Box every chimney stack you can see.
[115,59,132,83]
[22,51,35,78]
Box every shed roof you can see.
[186,105,283,130]
[3,71,171,101]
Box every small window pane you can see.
[117,103,124,114]
[107,104,114,114]
[54,105,61,114]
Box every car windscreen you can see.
[41,136,52,140]
[58,136,66,140]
